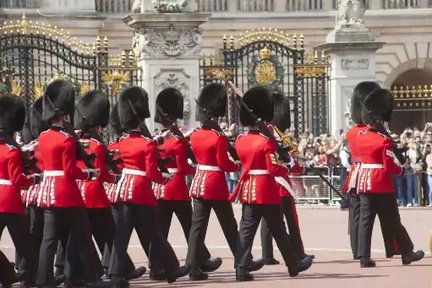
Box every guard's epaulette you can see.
[119,133,129,140]
[259,132,270,140]
[211,128,224,136]
[90,137,102,146]
[139,134,153,142]
[39,130,49,136]
[171,134,181,141]
[236,132,247,140]
[59,130,72,139]
[5,143,17,150]
[377,132,388,139]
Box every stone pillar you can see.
[124,13,210,131]
[316,3,385,133]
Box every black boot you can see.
[245,260,264,272]
[290,256,313,277]
[149,268,166,281]
[125,266,146,280]
[360,257,376,268]
[103,277,130,288]
[256,258,280,265]
[402,250,425,265]
[201,257,222,272]
[166,265,190,283]
[236,267,254,281]
[189,267,208,281]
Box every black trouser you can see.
[349,190,361,258]
[236,204,298,274]
[358,193,413,259]
[186,198,239,268]
[260,195,305,260]
[16,206,44,275]
[158,200,211,264]
[0,250,15,286]
[36,207,99,286]
[108,202,179,277]
[0,213,36,283]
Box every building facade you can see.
[1,0,432,133]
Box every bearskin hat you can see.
[74,90,110,131]
[118,86,150,130]
[240,86,274,127]
[154,88,184,124]
[362,89,394,124]
[195,83,227,122]
[0,94,26,133]
[42,79,76,122]
[109,103,124,138]
[272,91,291,132]
[350,81,381,124]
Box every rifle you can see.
[127,99,170,174]
[156,103,197,165]
[0,130,41,174]
[194,98,239,161]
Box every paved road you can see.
[1,205,431,288]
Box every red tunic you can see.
[232,131,289,204]
[77,137,115,208]
[37,127,89,208]
[343,124,367,192]
[113,131,168,206]
[356,129,403,194]
[153,134,195,201]
[0,142,34,213]
[106,140,124,203]
[22,150,44,207]
[189,127,238,201]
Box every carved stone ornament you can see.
[342,86,354,127]
[152,0,198,12]
[154,70,191,118]
[132,24,201,58]
[132,0,141,13]
[341,58,369,70]
[337,0,366,27]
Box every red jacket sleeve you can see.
[174,139,195,175]
[264,141,289,177]
[145,140,168,184]
[94,144,116,183]
[383,139,404,176]
[8,149,34,187]
[62,137,89,181]
[216,136,238,172]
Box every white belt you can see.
[0,179,11,185]
[167,168,178,174]
[197,165,221,172]
[248,169,270,175]
[361,163,384,169]
[122,168,147,176]
[44,170,64,177]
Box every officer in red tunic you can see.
[74,91,146,280]
[153,88,222,274]
[36,80,103,287]
[186,83,261,281]
[259,91,314,265]
[356,88,424,267]
[107,86,188,287]
[345,82,413,260]
[232,86,312,281]
[0,94,39,287]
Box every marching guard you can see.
[259,91,314,264]
[231,86,312,281]
[345,81,414,261]
[74,90,146,280]
[153,88,222,274]
[0,94,39,288]
[356,88,424,267]
[36,79,105,288]
[107,86,188,287]
[186,83,261,281]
